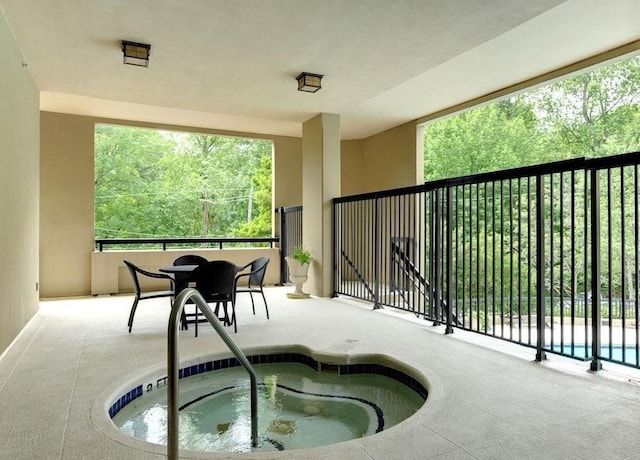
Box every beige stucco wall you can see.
[340,139,365,196]
[0,12,40,355]
[39,112,303,297]
[301,113,341,297]
[92,248,281,295]
[361,122,423,192]
[40,113,95,298]
[273,136,303,209]
[38,109,421,299]
[340,122,422,198]
[38,111,421,298]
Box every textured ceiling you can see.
[1,0,638,139]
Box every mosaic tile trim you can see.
[108,385,143,419]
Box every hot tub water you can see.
[110,353,427,453]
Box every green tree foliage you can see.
[95,125,180,237]
[236,154,273,237]
[425,56,640,180]
[95,125,272,239]
[424,55,640,304]
[525,56,640,158]
[424,98,544,181]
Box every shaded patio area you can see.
[1,287,640,459]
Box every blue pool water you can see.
[550,343,640,364]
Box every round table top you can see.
[159,265,199,274]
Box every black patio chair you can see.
[172,254,208,329]
[172,254,208,292]
[124,260,175,333]
[235,256,270,319]
[187,260,239,336]
[173,254,208,266]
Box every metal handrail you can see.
[167,288,259,459]
[95,236,278,251]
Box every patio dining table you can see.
[160,263,245,293]
[159,265,199,295]
[159,262,245,331]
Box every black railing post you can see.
[332,201,338,297]
[430,190,439,325]
[433,188,442,325]
[535,174,547,361]
[279,206,288,285]
[445,186,454,334]
[590,168,603,371]
[278,205,303,285]
[373,198,382,309]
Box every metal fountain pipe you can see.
[167,288,259,459]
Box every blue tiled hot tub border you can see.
[109,352,428,419]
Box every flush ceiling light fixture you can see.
[121,40,151,67]
[296,72,323,93]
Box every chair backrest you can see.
[123,260,142,295]
[248,256,269,287]
[189,260,238,302]
[173,254,208,266]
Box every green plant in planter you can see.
[291,247,312,265]
[287,247,312,298]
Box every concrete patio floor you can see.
[1,286,640,459]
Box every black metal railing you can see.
[334,151,640,371]
[279,205,303,284]
[96,209,303,285]
[95,236,279,251]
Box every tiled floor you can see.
[1,287,640,459]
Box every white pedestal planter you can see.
[285,257,311,299]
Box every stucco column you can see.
[302,113,340,297]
